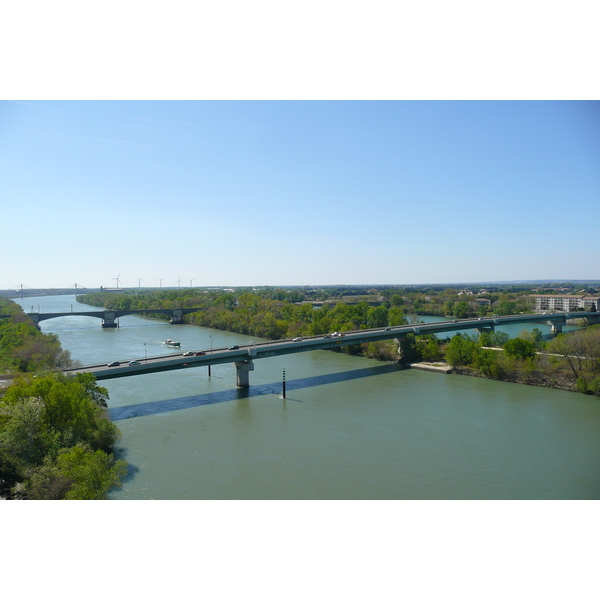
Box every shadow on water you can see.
[109,363,402,421]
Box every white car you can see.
[292,337,302,342]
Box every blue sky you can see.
[1,100,598,290]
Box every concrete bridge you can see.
[26,308,203,327]
[67,312,599,387]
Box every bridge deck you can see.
[66,312,597,381]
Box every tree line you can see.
[438,326,600,395]
[0,297,126,499]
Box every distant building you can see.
[529,294,599,312]
[475,298,492,306]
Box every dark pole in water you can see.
[282,368,286,399]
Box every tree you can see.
[388,307,407,326]
[420,336,441,362]
[366,305,389,329]
[517,328,545,350]
[472,348,501,378]
[1,373,127,499]
[503,338,536,360]
[390,295,404,307]
[55,444,127,500]
[495,301,517,316]
[444,334,477,367]
[546,326,600,379]
[453,301,470,319]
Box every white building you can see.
[529,294,599,312]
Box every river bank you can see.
[449,364,583,394]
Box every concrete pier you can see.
[235,360,254,387]
[170,309,184,324]
[396,336,411,360]
[102,311,118,328]
[549,321,563,333]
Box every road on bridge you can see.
[65,312,596,382]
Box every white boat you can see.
[165,339,181,347]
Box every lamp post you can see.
[208,335,212,377]
[144,343,147,364]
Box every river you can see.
[13,295,600,499]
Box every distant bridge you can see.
[67,312,599,387]
[26,308,203,327]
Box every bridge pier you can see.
[396,337,412,361]
[549,321,563,334]
[170,309,184,324]
[102,312,118,328]
[235,360,254,387]
[477,325,495,334]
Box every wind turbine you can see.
[137,278,141,288]
[113,273,121,289]
[158,277,162,288]
[177,276,182,288]
[189,278,193,287]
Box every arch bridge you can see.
[27,308,202,327]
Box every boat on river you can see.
[165,339,181,347]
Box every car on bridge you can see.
[228,345,239,350]
[128,361,141,366]
[107,361,120,367]
[195,351,206,356]
[292,337,302,342]
[183,351,195,356]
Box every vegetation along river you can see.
[15,295,600,499]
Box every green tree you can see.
[453,301,470,319]
[420,336,441,362]
[390,295,404,307]
[495,301,517,316]
[55,444,127,500]
[366,305,389,329]
[388,307,407,326]
[472,348,501,378]
[445,334,477,367]
[503,338,536,360]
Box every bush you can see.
[473,349,501,378]
[576,377,589,394]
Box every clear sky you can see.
[1,100,598,290]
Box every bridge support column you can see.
[170,309,183,324]
[102,312,118,328]
[235,360,254,388]
[477,325,495,334]
[549,321,563,334]
[396,337,412,362]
